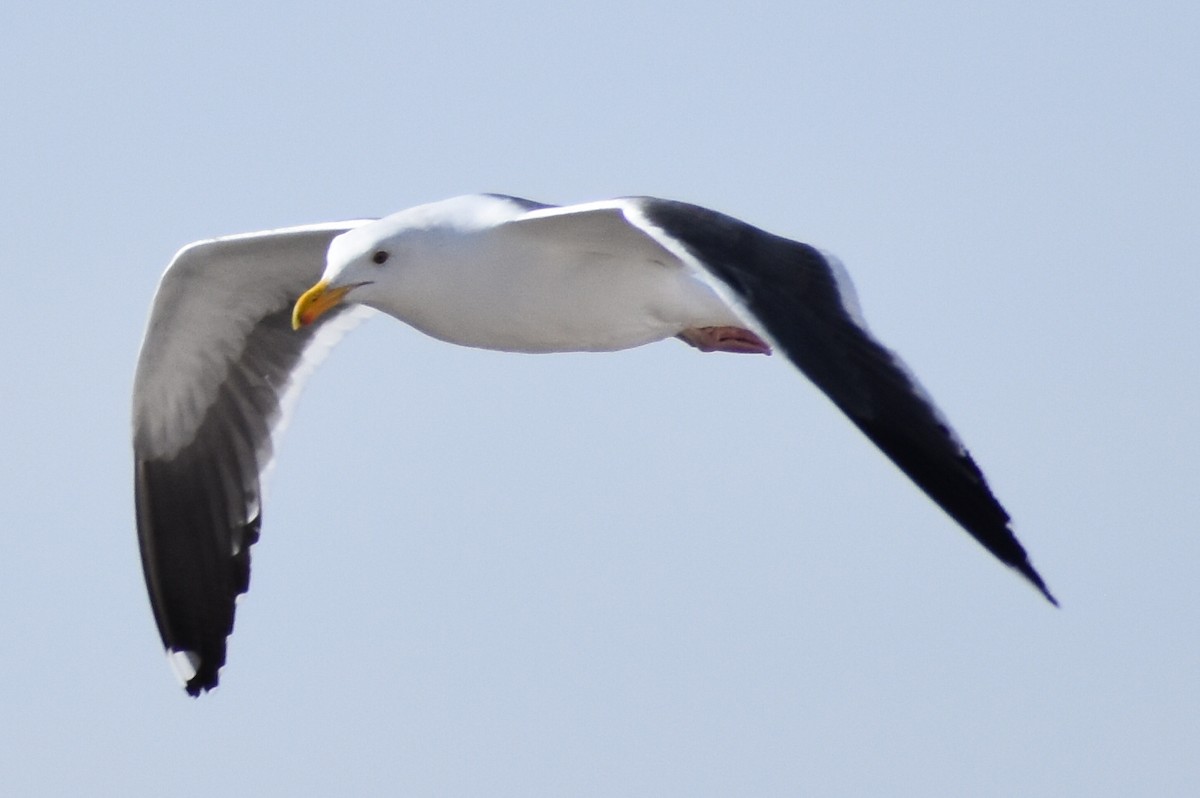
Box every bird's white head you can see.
[291,221,404,330]
[291,195,530,331]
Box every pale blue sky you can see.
[2,2,1197,795]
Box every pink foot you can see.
[676,326,772,355]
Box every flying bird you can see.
[133,194,1055,695]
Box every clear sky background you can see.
[2,2,1197,795]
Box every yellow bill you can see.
[292,280,352,330]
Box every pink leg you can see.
[676,326,772,355]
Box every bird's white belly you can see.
[384,245,744,353]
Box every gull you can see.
[133,194,1055,695]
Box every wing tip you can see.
[169,648,222,697]
[184,675,218,697]
[1015,561,1059,607]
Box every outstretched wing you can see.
[133,221,374,695]
[623,198,1056,604]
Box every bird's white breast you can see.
[367,222,743,354]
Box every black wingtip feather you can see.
[634,198,1058,604]
[185,662,224,696]
[1017,562,1058,607]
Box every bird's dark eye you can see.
[372,250,389,265]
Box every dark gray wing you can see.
[480,193,555,213]
[133,221,373,695]
[629,198,1056,604]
